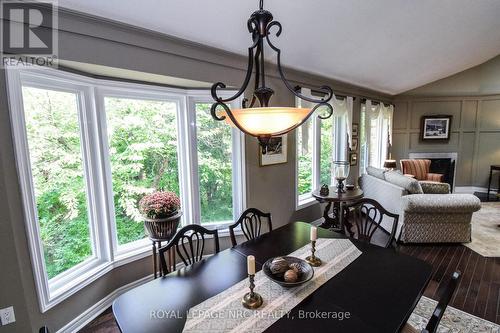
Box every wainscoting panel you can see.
[457,132,475,186]
[462,100,478,129]
[409,132,460,151]
[410,101,462,130]
[476,132,500,185]
[393,101,408,130]
[393,95,500,188]
[480,99,500,130]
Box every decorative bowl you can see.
[263,256,314,288]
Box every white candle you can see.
[247,255,255,275]
[310,226,317,241]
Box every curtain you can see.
[330,95,353,160]
[360,100,394,172]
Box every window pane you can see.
[320,117,334,185]
[104,97,180,245]
[22,86,93,279]
[195,103,233,223]
[297,118,313,195]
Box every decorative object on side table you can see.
[305,226,322,267]
[332,161,350,193]
[320,184,330,196]
[260,134,287,166]
[139,191,182,278]
[421,115,452,141]
[242,255,263,309]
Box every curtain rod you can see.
[360,98,392,107]
[294,85,356,101]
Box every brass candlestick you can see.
[305,240,322,267]
[242,274,263,309]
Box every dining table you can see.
[113,222,432,333]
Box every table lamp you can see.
[384,160,397,171]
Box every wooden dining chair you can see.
[158,224,219,276]
[343,198,399,248]
[228,208,272,247]
[402,271,461,333]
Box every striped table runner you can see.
[182,238,362,333]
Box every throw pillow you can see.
[366,166,386,180]
[384,171,423,194]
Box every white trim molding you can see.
[455,186,496,194]
[56,274,154,333]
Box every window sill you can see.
[42,229,242,311]
[296,195,317,211]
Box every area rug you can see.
[408,296,500,332]
[464,202,500,257]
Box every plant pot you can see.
[143,211,182,242]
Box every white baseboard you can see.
[454,186,497,194]
[56,274,154,333]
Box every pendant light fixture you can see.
[210,0,334,152]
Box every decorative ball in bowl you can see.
[263,256,314,287]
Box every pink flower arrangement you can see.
[139,191,181,219]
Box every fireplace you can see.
[408,152,457,191]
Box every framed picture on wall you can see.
[349,152,358,166]
[260,134,288,166]
[352,123,359,138]
[421,115,452,141]
[351,138,358,151]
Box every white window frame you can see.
[5,66,245,312]
[186,94,246,230]
[295,113,320,210]
[295,95,348,210]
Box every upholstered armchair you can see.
[400,159,444,182]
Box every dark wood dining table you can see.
[113,222,432,333]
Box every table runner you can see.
[182,238,362,333]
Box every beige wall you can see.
[393,56,500,188]
[0,8,389,333]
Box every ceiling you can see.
[56,0,500,95]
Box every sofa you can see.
[359,167,481,243]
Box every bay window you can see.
[6,66,245,311]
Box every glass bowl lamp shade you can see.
[222,107,311,136]
[332,161,350,193]
[209,0,334,153]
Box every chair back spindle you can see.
[158,225,219,276]
[344,198,399,248]
[229,208,272,247]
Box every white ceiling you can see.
[56,0,500,95]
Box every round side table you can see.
[312,187,364,234]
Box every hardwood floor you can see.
[79,243,500,332]
[398,244,500,325]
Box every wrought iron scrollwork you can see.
[210,0,335,147]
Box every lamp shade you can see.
[224,107,311,136]
[384,160,397,169]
